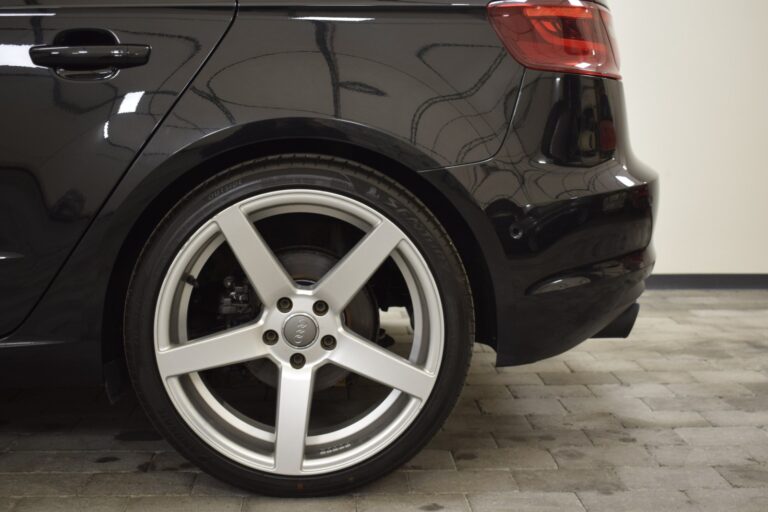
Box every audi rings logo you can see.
[293,318,308,343]
[282,314,318,348]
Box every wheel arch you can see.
[102,129,499,383]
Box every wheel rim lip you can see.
[154,188,445,475]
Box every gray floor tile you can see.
[550,446,657,469]
[565,360,643,373]
[442,413,531,433]
[667,382,755,397]
[716,465,768,488]
[577,490,695,512]
[538,372,619,386]
[427,431,498,450]
[468,491,585,512]
[125,497,243,512]
[691,371,768,384]
[675,426,768,446]
[0,474,90,497]
[80,472,195,496]
[614,371,696,385]
[643,397,734,412]
[479,399,567,416]
[528,413,623,431]
[686,488,768,512]
[246,496,355,512]
[493,430,591,449]
[13,497,128,512]
[507,385,593,399]
[453,447,557,470]
[649,445,757,467]
[585,428,685,446]
[497,360,571,374]
[125,496,243,512]
[403,449,455,470]
[151,451,199,472]
[616,466,730,490]
[352,471,410,495]
[0,450,152,473]
[191,473,251,497]
[513,469,625,493]
[588,383,675,398]
[459,385,512,399]
[357,494,469,512]
[407,470,516,494]
[701,410,768,426]
[617,410,709,429]
[466,373,544,386]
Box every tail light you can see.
[488,0,621,79]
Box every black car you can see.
[0,0,656,496]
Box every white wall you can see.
[611,0,768,274]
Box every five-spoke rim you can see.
[154,189,444,475]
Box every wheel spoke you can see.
[313,220,402,311]
[330,330,435,401]
[156,323,267,378]
[215,205,296,305]
[274,366,314,475]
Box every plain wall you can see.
[611,0,768,274]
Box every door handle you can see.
[29,45,151,71]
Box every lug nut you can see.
[290,353,306,369]
[321,335,336,350]
[313,300,329,316]
[263,330,279,345]
[277,297,293,313]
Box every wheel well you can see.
[102,140,497,374]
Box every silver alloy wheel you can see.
[154,189,444,476]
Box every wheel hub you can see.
[282,313,318,349]
[244,248,378,391]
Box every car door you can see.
[0,1,235,336]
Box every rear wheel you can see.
[124,155,473,496]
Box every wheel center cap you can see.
[282,313,318,348]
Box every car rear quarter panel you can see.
[1,1,526,385]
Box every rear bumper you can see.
[497,246,654,365]
[492,173,657,365]
[425,69,658,366]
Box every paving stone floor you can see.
[1,290,768,511]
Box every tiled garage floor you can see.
[1,290,768,511]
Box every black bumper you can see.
[497,246,654,365]
[428,70,658,366]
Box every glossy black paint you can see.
[428,70,656,364]
[0,1,656,386]
[0,1,235,337]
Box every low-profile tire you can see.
[124,154,474,496]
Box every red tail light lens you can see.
[488,0,621,79]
